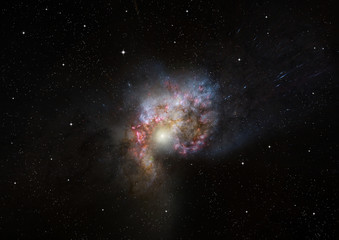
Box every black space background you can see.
[1,0,338,239]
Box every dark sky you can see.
[1,0,337,239]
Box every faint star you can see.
[22,31,25,35]
[14,182,17,185]
[241,162,244,165]
[67,178,70,182]
[69,122,73,126]
[265,15,268,18]
[121,49,126,55]
[186,9,189,13]
[268,145,271,149]
[238,58,241,62]
[83,24,86,28]
[62,63,65,66]
[102,208,105,211]
[165,209,168,213]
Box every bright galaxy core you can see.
[127,76,220,180]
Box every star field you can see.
[1,0,337,239]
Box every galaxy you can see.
[1,0,337,239]
[122,73,220,188]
